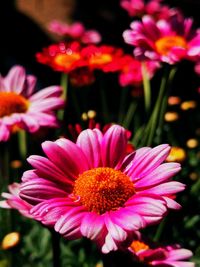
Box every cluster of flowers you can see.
[0,0,199,266]
[36,41,159,88]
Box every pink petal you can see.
[143,181,186,195]
[104,213,127,242]
[42,139,89,179]
[102,233,118,253]
[0,123,10,141]
[25,75,37,96]
[29,86,62,101]
[101,125,127,168]
[126,194,167,218]
[127,144,170,179]
[27,155,74,187]
[3,65,26,93]
[76,129,102,168]
[167,249,193,260]
[110,209,144,231]
[80,212,105,240]
[20,114,40,132]
[55,207,85,236]
[20,178,67,204]
[134,163,181,189]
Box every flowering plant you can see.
[0,1,199,267]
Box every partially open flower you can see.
[0,183,32,218]
[129,240,194,267]
[118,55,159,87]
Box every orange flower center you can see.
[54,53,80,68]
[155,36,187,55]
[130,241,149,254]
[0,92,29,118]
[89,53,112,65]
[73,167,135,214]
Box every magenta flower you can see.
[0,183,32,218]
[119,55,159,87]
[120,0,181,20]
[130,240,194,267]
[48,20,101,44]
[20,125,184,253]
[0,65,64,141]
[123,15,200,64]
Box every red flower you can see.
[36,42,86,73]
[81,45,125,72]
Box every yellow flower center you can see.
[54,53,80,68]
[130,241,149,254]
[89,53,112,65]
[155,36,187,55]
[0,92,29,118]
[73,167,135,214]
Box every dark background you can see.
[0,0,199,96]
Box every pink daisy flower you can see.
[48,20,101,44]
[0,65,64,141]
[130,240,194,267]
[19,125,184,253]
[123,15,200,64]
[120,0,179,20]
[119,55,159,87]
[0,183,32,218]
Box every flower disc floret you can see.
[73,167,135,214]
[0,92,29,118]
[155,36,187,56]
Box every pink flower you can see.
[0,183,32,218]
[48,20,101,44]
[130,240,194,267]
[123,15,200,64]
[19,125,184,253]
[194,61,200,75]
[119,55,159,87]
[0,65,64,141]
[120,0,181,20]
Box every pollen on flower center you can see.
[54,53,80,68]
[130,240,149,254]
[0,92,29,118]
[89,53,112,65]
[155,36,187,55]
[73,167,135,214]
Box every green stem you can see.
[140,66,173,146]
[157,67,177,142]
[18,130,27,160]
[50,230,61,267]
[58,73,68,121]
[154,219,167,242]
[122,101,137,129]
[100,86,110,123]
[118,87,129,125]
[142,62,151,115]
[71,87,82,121]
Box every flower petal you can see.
[101,125,127,168]
[76,129,102,168]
